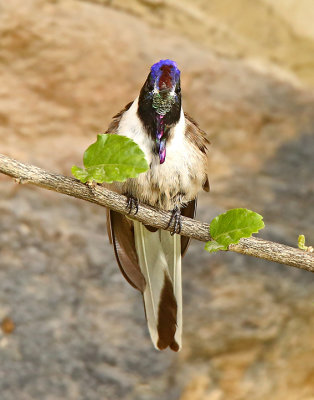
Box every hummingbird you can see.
[106,59,209,351]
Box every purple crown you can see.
[150,59,180,87]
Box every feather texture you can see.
[107,206,193,350]
[106,100,210,210]
[133,221,181,351]
[108,210,146,292]
[160,228,182,350]
[180,199,197,257]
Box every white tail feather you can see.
[133,221,182,350]
[160,230,182,349]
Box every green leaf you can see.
[204,240,226,253]
[71,166,90,182]
[72,134,148,183]
[298,234,307,250]
[298,234,313,252]
[205,208,265,253]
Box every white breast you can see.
[116,97,205,210]
[117,97,153,165]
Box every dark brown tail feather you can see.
[157,272,179,351]
[180,199,197,257]
[108,210,146,292]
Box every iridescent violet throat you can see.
[150,60,180,164]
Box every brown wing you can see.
[105,101,133,134]
[180,199,197,257]
[107,210,146,292]
[184,112,210,192]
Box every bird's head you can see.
[149,59,181,115]
[138,60,182,164]
[139,59,181,115]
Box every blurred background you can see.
[0,1,314,399]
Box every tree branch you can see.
[0,153,313,273]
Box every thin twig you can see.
[0,153,313,273]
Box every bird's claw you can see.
[126,195,139,215]
[167,206,182,235]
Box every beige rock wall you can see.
[0,1,313,400]
[105,0,314,86]
[263,0,314,40]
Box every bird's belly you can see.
[122,153,203,210]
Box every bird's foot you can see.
[167,206,182,235]
[126,195,139,215]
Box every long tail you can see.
[133,221,182,351]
